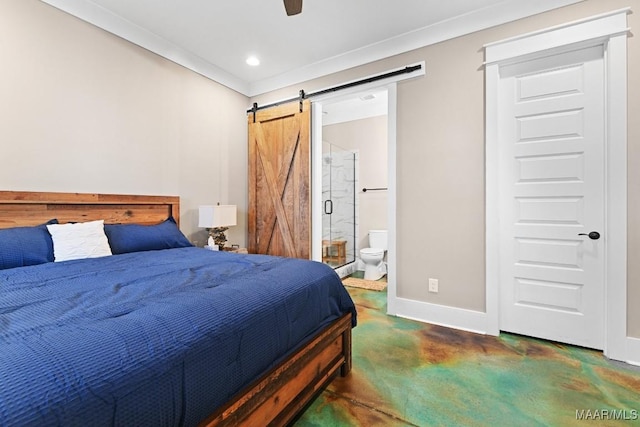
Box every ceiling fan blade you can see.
[283,0,302,16]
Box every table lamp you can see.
[198,204,237,250]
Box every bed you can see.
[0,191,356,426]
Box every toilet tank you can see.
[368,230,388,250]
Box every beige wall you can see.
[4,0,636,338]
[0,0,249,247]
[252,0,640,338]
[323,115,389,252]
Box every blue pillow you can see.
[0,219,58,270]
[104,217,192,254]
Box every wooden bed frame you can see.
[0,190,353,427]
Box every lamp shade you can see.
[198,205,237,228]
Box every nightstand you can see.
[222,247,248,254]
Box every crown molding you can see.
[248,0,584,96]
[40,0,583,97]
[40,0,249,95]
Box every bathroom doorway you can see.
[316,89,389,278]
[309,65,423,315]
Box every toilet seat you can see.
[360,248,384,256]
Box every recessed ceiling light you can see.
[246,56,260,66]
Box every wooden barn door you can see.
[248,100,311,258]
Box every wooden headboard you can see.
[0,191,180,229]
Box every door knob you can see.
[578,231,600,240]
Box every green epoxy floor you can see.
[294,287,640,426]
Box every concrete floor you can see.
[294,287,640,426]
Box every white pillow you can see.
[47,220,112,262]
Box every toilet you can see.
[360,230,388,281]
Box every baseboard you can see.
[626,336,640,366]
[390,297,489,335]
[390,297,640,367]
[334,262,357,279]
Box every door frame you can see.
[310,62,424,314]
[485,9,629,360]
[312,85,397,301]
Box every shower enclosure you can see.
[322,141,356,268]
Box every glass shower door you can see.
[322,142,356,268]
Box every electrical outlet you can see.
[428,278,439,293]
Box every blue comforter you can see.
[0,248,356,426]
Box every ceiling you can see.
[323,89,389,126]
[41,0,582,96]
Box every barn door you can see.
[248,100,311,258]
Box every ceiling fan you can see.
[283,0,303,16]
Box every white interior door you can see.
[498,45,605,349]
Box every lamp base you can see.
[208,227,229,250]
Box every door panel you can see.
[321,142,356,267]
[248,100,311,258]
[499,45,605,349]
